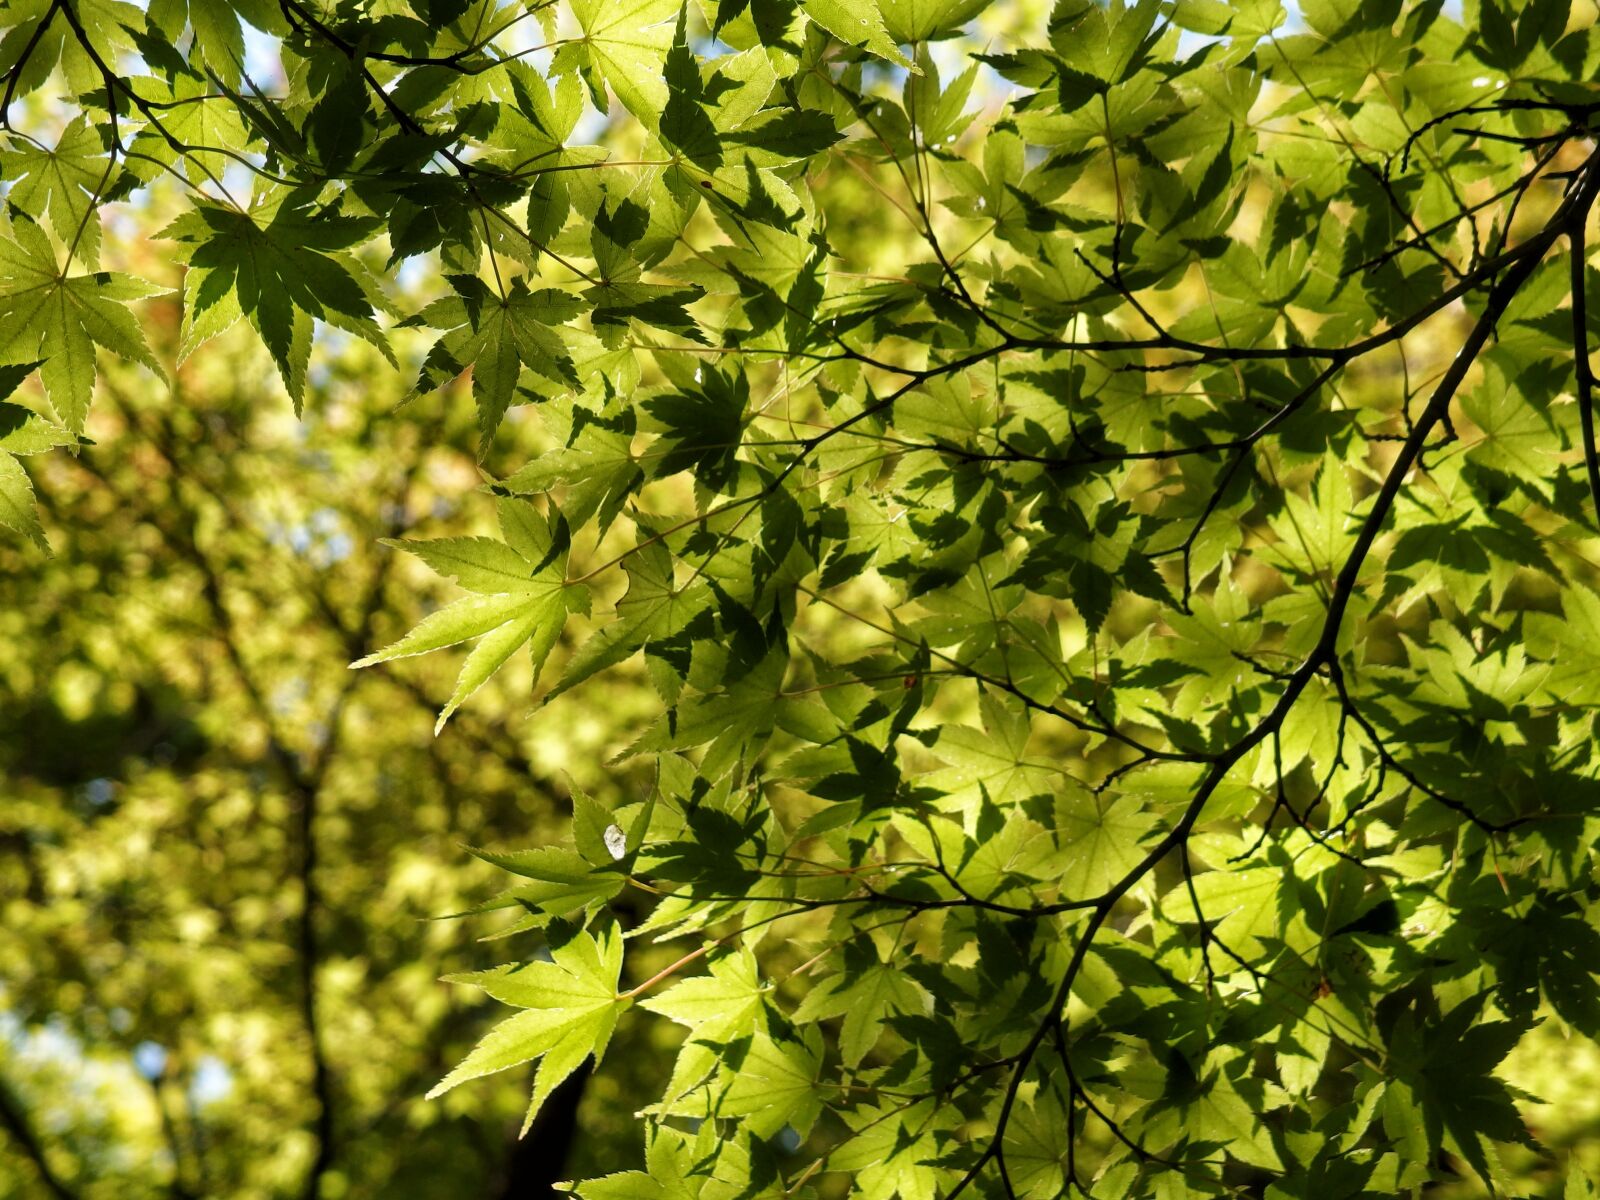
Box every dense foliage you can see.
[4,0,1600,1196]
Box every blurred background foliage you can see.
[0,249,671,1195]
[1,0,1599,1197]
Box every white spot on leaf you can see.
[603,824,628,860]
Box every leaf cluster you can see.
[5,0,1600,1196]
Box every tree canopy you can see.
[3,0,1600,1197]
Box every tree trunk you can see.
[494,1064,590,1199]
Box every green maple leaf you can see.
[624,647,788,777]
[0,119,109,266]
[1053,787,1159,898]
[137,73,253,185]
[802,0,913,67]
[640,365,750,489]
[1184,1067,1284,1171]
[0,360,62,550]
[713,1030,825,1138]
[577,1125,773,1200]
[550,540,713,700]
[1265,450,1356,579]
[792,946,929,1065]
[406,275,581,445]
[498,413,642,534]
[0,454,45,550]
[953,807,1056,897]
[560,0,679,122]
[1385,997,1535,1189]
[640,947,769,1111]
[0,216,163,434]
[468,844,625,921]
[919,691,1057,815]
[831,1100,945,1198]
[159,188,389,411]
[636,947,768,1113]
[878,0,988,41]
[432,918,628,1132]
[352,498,583,730]
[0,361,63,452]
[188,0,250,85]
[1001,1088,1071,1198]
[1460,358,1557,481]
[637,947,765,1036]
[1166,865,1305,957]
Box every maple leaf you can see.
[352,498,583,731]
[432,918,628,1132]
[0,119,109,266]
[404,275,580,446]
[159,188,390,411]
[0,215,162,433]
